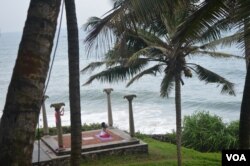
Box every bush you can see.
[182,111,239,152]
[143,131,176,144]
[224,120,239,149]
[164,131,176,144]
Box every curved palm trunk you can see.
[0,0,61,165]
[175,74,182,166]
[239,21,250,148]
[65,0,82,165]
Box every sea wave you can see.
[0,31,245,134]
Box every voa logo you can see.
[226,154,246,162]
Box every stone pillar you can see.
[124,95,136,137]
[41,95,49,135]
[103,88,113,127]
[51,102,65,150]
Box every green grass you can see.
[81,136,221,166]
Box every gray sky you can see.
[0,0,113,33]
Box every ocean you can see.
[0,30,246,134]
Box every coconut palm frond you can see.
[129,0,172,24]
[129,29,167,48]
[160,70,175,97]
[191,50,243,59]
[81,58,127,74]
[83,17,102,31]
[84,0,170,53]
[81,62,106,74]
[127,47,150,63]
[160,12,179,38]
[84,9,117,44]
[84,1,131,53]
[192,64,235,96]
[83,59,148,85]
[83,66,129,85]
[199,32,243,50]
[141,30,167,47]
[192,16,233,45]
[104,49,119,62]
[174,0,229,44]
[147,17,168,37]
[127,46,167,65]
[234,0,250,35]
[126,64,164,87]
[112,0,125,9]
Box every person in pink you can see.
[99,122,110,138]
[55,107,64,125]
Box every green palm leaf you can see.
[191,50,242,59]
[160,70,175,98]
[81,61,106,74]
[127,46,167,65]
[192,64,235,96]
[191,17,233,45]
[129,0,175,25]
[234,0,250,38]
[199,32,243,50]
[83,59,148,85]
[84,17,102,31]
[173,0,229,44]
[136,29,167,47]
[126,64,164,87]
[84,1,130,53]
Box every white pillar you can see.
[41,95,49,135]
[104,88,113,127]
[124,95,136,137]
[51,102,65,150]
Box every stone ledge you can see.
[33,129,148,166]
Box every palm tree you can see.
[65,0,82,165]
[173,0,250,149]
[0,0,62,165]
[233,0,250,149]
[240,60,250,149]
[215,0,250,149]
[83,1,236,165]
[194,0,250,149]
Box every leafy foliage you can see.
[83,0,236,97]
[83,59,148,85]
[126,64,163,87]
[182,111,239,152]
[192,64,235,95]
[81,61,106,74]
[82,2,238,165]
[160,71,175,97]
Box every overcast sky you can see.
[0,0,113,33]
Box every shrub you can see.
[224,120,239,149]
[144,131,176,144]
[164,130,176,144]
[182,111,239,152]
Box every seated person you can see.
[99,122,110,138]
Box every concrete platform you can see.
[32,128,148,166]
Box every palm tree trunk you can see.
[175,74,182,166]
[0,0,61,165]
[244,21,250,68]
[239,63,250,148]
[65,0,82,165]
[239,21,250,148]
